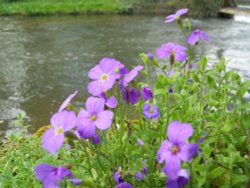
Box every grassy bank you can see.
[0,0,129,16]
[0,0,225,16]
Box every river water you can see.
[0,15,249,136]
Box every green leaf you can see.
[232,174,248,185]
[207,75,217,89]
[209,167,225,178]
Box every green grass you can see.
[0,0,226,16]
[0,134,89,187]
[0,0,129,16]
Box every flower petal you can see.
[88,64,103,80]
[62,111,76,131]
[85,97,105,114]
[50,112,64,129]
[141,86,153,101]
[122,65,143,84]
[91,134,100,144]
[58,90,78,112]
[175,51,187,62]
[77,109,92,128]
[116,182,133,188]
[167,121,194,145]
[95,111,113,130]
[42,129,64,154]
[157,140,172,163]
[57,166,73,179]
[43,172,60,188]
[166,178,179,188]
[35,164,55,181]
[176,8,188,16]
[106,96,118,108]
[70,179,82,185]
[77,124,96,139]
[178,143,199,162]
[135,170,144,181]
[128,88,140,105]
[165,14,177,23]
[200,30,210,42]
[99,57,117,75]
[142,103,152,119]
[187,32,199,45]
[162,155,181,180]
[87,80,104,96]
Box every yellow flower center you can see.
[56,127,63,135]
[150,109,154,114]
[101,74,108,81]
[91,115,97,121]
[171,145,179,154]
[115,67,120,73]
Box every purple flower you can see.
[198,128,208,143]
[157,121,198,179]
[168,70,175,78]
[114,167,124,184]
[58,90,78,112]
[147,52,154,60]
[76,97,113,139]
[182,63,198,71]
[100,92,118,108]
[168,86,174,93]
[135,164,148,181]
[165,169,189,188]
[165,8,188,23]
[114,167,133,188]
[91,134,101,144]
[142,103,160,119]
[75,129,101,144]
[156,43,187,62]
[137,139,144,146]
[122,87,140,105]
[187,29,210,45]
[141,86,153,101]
[42,111,76,154]
[116,182,133,188]
[88,57,123,96]
[35,164,81,188]
[120,65,144,87]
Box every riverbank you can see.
[0,0,129,16]
[0,0,223,16]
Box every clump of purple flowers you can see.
[32,7,213,188]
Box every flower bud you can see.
[170,52,175,65]
[141,86,153,101]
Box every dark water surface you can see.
[0,15,249,136]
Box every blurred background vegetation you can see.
[0,0,248,16]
